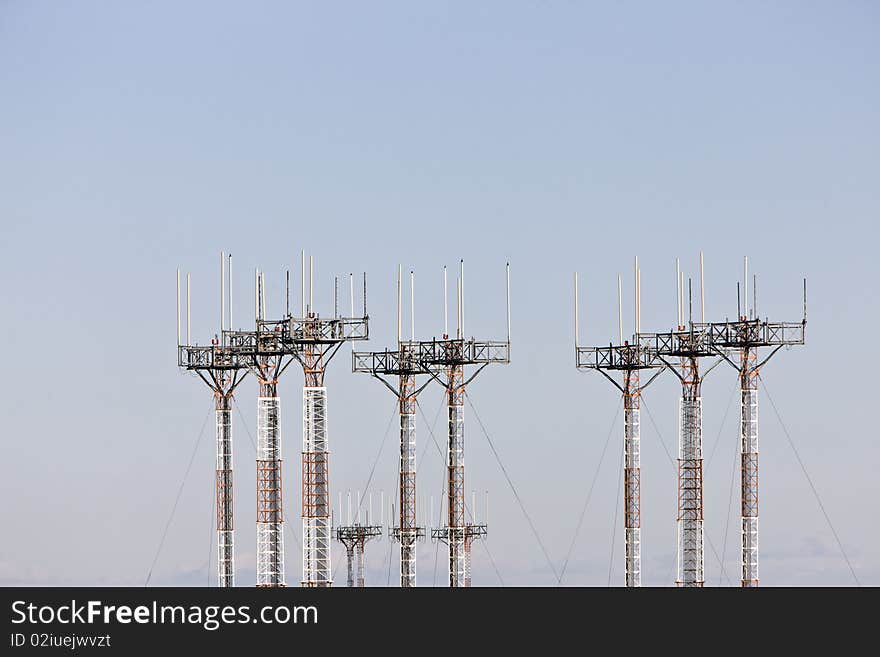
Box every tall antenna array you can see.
[352,267,431,587]
[574,258,665,586]
[699,257,806,586]
[226,270,300,587]
[638,255,721,587]
[176,252,248,587]
[287,252,369,587]
[426,261,510,587]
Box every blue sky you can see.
[0,1,877,585]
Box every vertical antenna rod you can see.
[700,251,705,324]
[574,272,579,348]
[220,252,225,342]
[506,262,511,344]
[444,265,448,338]
[186,273,191,344]
[177,269,181,345]
[676,257,681,328]
[230,255,234,332]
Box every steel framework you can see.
[223,263,307,591]
[640,325,717,587]
[699,272,806,586]
[576,341,665,586]
[424,336,509,587]
[575,263,666,587]
[177,259,248,588]
[335,524,382,587]
[228,315,298,588]
[353,345,432,587]
[285,260,369,587]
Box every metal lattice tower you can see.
[699,258,806,586]
[176,254,248,587]
[574,259,665,587]
[353,268,433,587]
[226,271,300,588]
[640,255,725,587]
[286,254,369,587]
[423,261,510,587]
[335,523,382,587]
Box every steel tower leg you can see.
[740,348,759,587]
[355,541,365,588]
[676,357,704,587]
[215,391,234,587]
[399,372,418,587]
[344,543,355,587]
[256,375,285,587]
[447,365,466,588]
[302,385,332,586]
[623,370,641,587]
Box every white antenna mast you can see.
[443,265,448,337]
[261,271,266,319]
[637,265,642,334]
[676,257,681,328]
[309,255,314,315]
[397,264,402,344]
[176,269,181,345]
[700,250,705,323]
[744,256,749,319]
[459,259,465,338]
[220,251,225,341]
[574,272,579,348]
[456,275,462,339]
[410,270,415,341]
[301,249,305,317]
[186,273,191,344]
[506,262,511,344]
[617,273,623,344]
[226,253,232,330]
[633,256,638,338]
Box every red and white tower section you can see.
[287,257,369,587]
[177,255,248,588]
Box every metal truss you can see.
[215,394,234,587]
[418,337,508,588]
[353,344,434,587]
[430,525,487,588]
[698,310,805,587]
[287,301,369,588]
[302,384,331,587]
[335,525,382,587]
[675,357,704,587]
[646,329,716,588]
[256,392,285,587]
[179,343,247,588]
[576,338,664,587]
